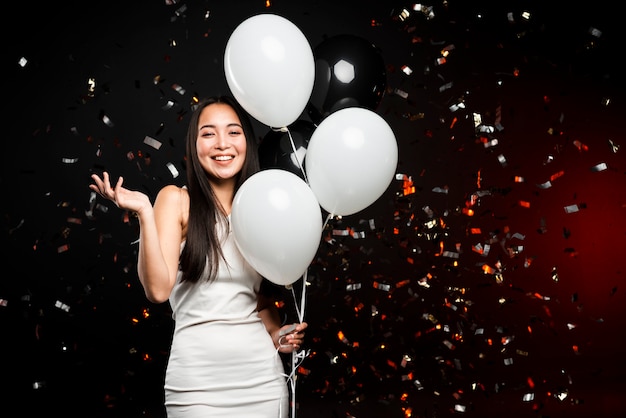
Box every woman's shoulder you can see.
[154,184,190,230]
[155,184,190,211]
[158,184,188,195]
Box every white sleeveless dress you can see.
[164,217,289,417]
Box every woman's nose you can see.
[215,134,229,149]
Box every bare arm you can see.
[257,293,307,353]
[136,184,185,303]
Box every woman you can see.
[90,96,307,417]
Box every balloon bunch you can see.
[225,16,397,416]
[226,14,397,288]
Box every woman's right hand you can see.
[90,172,151,215]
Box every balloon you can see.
[258,120,316,180]
[305,107,397,216]
[307,34,387,124]
[231,169,323,286]
[224,14,315,128]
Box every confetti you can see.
[172,83,186,95]
[393,88,408,99]
[166,162,179,178]
[143,135,162,150]
[590,162,607,172]
[100,111,114,127]
[54,300,70,312]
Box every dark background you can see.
[2,1,625,417]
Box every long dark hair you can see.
[179,96,260,283]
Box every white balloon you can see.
[224,14,315,128]
[305,107,398,216]
[231,169,323,286]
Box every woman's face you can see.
[196,102,247,185]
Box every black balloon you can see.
[258,119,316,180]
[307,34,387,124]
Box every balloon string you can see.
[286,270,309,418]
[284,127,308,184]
[291,269,307,322]
[288,347,309,418]
[322,212,334,230]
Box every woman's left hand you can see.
[276,322,308,353]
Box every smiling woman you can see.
[196,103,247,186]
[88,96,308,417]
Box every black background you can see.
[2,1,625,417]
